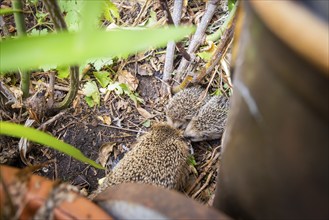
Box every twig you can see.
[187,147,220,195]
[47,70,55,108]
[99,123,146,134]
[175,0,219,81]
[162,0,184,92]
[0,80,17,105]
[0,16,10,37]
[133,0,151,26]
[31,81,84,95]
[192,170,214,199]
[160,0,190,62]
[43,0,80,110]
[38,110,67,131]
[193,6,237,83]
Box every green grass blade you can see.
[0,121,104,169]
[0,26,194,72]
[0,8,22,15]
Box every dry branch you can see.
[162,0,184,92]
[175,0,219,82]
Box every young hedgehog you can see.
[89,123,190,200]
[184,95,229,142]
[166,86,210,129]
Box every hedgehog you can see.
[184,95,230,142]
[89,123,190,200]
[166,86,210,129]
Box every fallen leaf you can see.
[103,115,112,125]
[118,70,139,91]
[137,63,153,76]
[142,119,151,128]
[116,100,128,110]
[98,142,116,167]
[136,107,153,119]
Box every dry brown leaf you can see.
[138,63,153,76]
[98,142,116,167]
[97,115,112,125]
[117,100,128,110]
[118,70,139,91]
[136,107,153,119]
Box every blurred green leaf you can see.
[57,65,70,79]
[0,26,194,72]
[228,0,237,11]
[0,121,103,169]
[0,8,22,15]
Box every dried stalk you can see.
[174,3,237,92]
[175,0,219,81]
[162,0,184,91]
[12,0,31,99]
[43,0,80,110]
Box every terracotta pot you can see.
[214,1,328,220]
[0,165,112,219]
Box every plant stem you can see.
[12,0,26,36]
[162,0,183,92]
[13,0,30,98]
[175,0,219,82]
[43,0,79,110]
[206,1,238,42]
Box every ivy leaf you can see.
[88,57,113,71]
[93,71,111,88]
[83,81,100,107]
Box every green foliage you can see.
[187,155,197,166]
[0,121,103,169]
[0,26,194,73]
[57,65,70,79]
[197,50,213,62]
[30,28,48,36]
[88,58,113,71]
[0,8,22,15]
[59,0,83,31]
[36,11,48,25]
[107,82,143,105]
[83,81,100,107]
[103,1,120,23]
[93,71,111,88]
[228,0,237,12]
